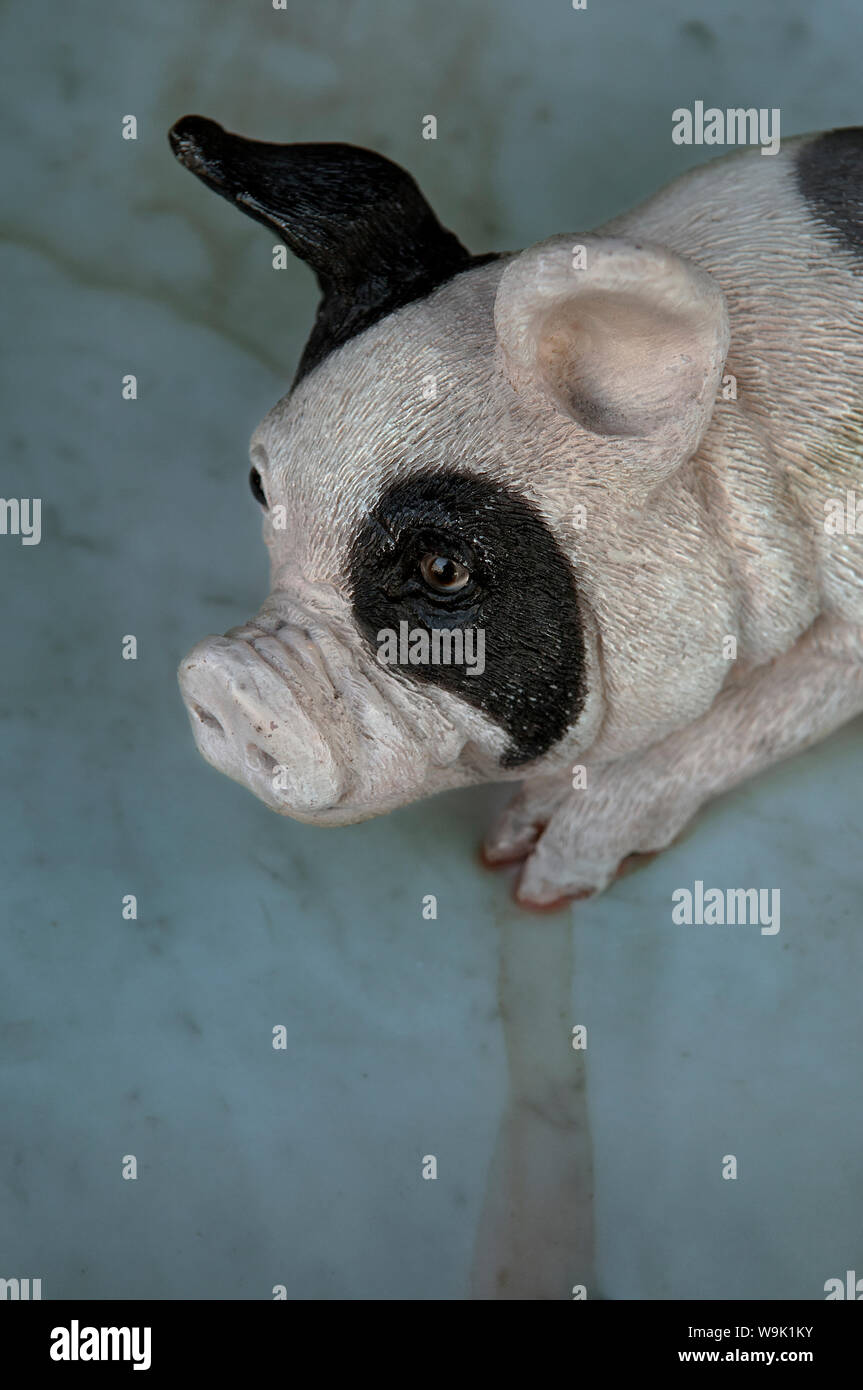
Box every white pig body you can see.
[608,139,863,636]
[171,118,863,906]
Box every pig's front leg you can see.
[484,620,863,908]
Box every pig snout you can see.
[178,627,346,818]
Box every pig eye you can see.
[419,552,471,594]
[249,467,268,508]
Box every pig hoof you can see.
[479,826,547,869]
[513,879,594,912]
[482,782,571,865]
[613,850,662,879]
[511,843,670,909]
[513,857,602,910]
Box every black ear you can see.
[168,115,493,382]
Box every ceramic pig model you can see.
[170,117,863,907]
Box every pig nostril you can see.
[191,702,224,734]
[246,743,278,776]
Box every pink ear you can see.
[494,236,729,448]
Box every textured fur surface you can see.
[176,126,863,906]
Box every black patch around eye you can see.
[795,128,863,258]
[249,467,268,507]
[348,471,585,767]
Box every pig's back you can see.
[603,132,863,626]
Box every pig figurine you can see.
[170,117,863,907]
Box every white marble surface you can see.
[1,0,862,1300]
